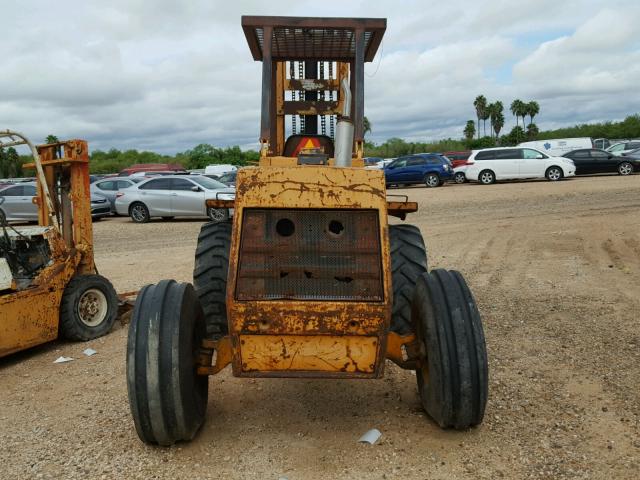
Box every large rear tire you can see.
[413,269,488,429]
[126,280,208,446]
[389,224,428,335]
[193,221,232,337]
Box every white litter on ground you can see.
[53,356,73,364]
[358,428,382,445]
[83,348,97,357]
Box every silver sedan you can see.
[114,175,234,223]
[0,183,38,222]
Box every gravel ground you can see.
[1,174,639,479]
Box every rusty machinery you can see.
[126,16,488,446]
[0,131,119,357]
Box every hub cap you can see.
[77,288,108,327]
[208,208,226,222]
[619,163,632,175]
[426,175,439,187]
[131,205,147,222]
[548,168,561,180]
[455,173,465,184]
[480,172,493,184]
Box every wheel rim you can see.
[455,173,465,184]
[208,208,226,222]
[548,168,561,180]
[77,288,108,327]
[481,172,493,184]
[131,205,146,222]
[620,163,632,175]
[426,175,438,187]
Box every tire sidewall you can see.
[61,275,118,340]
[454,172,466,184]
[425,173,440,188]
[546,166,562,181]
[479,170,495,185]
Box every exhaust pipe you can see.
[334,78,354,167]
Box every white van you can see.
[464,147,576,184]
[517,138,593,156]
[204,164,237,177]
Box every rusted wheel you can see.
[193,221,231,337]
[413,269,488,429]
[59,274,118,341]
[126,280,208,446]
[389,224,427,335]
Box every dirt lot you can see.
[1,174,639,479]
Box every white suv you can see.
[464,147,576,185]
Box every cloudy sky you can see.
[3,0,640,153]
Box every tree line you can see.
[464,95,540,147]
[2,114,640,178]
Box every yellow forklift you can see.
[0,131,118,357]
[126,16,488,446]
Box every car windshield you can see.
[190,176,227,190]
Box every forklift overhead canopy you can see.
[241,16,386,62]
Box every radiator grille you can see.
[236,209,383,301]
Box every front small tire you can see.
[59,274,118,341]
[127,280,209,446]
[546,166,563,181]
[618,162,633,175]
[130,202,150,223]
[413,269,488,429]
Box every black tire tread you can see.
[126,280,208,446]
[414,269,488,429]
[193,221,232,337]
[389,224,428,334]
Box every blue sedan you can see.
[384,153,454,188]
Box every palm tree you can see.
[464,120,476,142]
[493,112,505,139]
[473,95,487,139]
[45,135,59,144]
[510,99,523,128]
[526,101,539,126]
[526,123,539,140]
[363,116,372,137]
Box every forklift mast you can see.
[241,16,386,162]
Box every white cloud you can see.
[1,0,639,153]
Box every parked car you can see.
[563,149,638,176]
[443,151,471,168]
[606,140,640,156]
[90,192,112,220]
[0,182,110,222]
[518,138,593,157]
[0,182,37,223]
[593,138,610,150]
[464,147,576,185]
[384,153,453,188]
[216,170,237,187]
[91,177,138,213]
[114,175,234,223]
[364,157,383,168]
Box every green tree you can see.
[510,99,524,128]
[363,116,372,137]
[464,120,476,143]
[526,101,540,126]
[505,125,526,145]
[45,135,59,144]
[526,123,539,140]
[473,95,487,139]
[493,112,505,139]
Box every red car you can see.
[443,151,471,168]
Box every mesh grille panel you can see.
[236,209,383,301]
